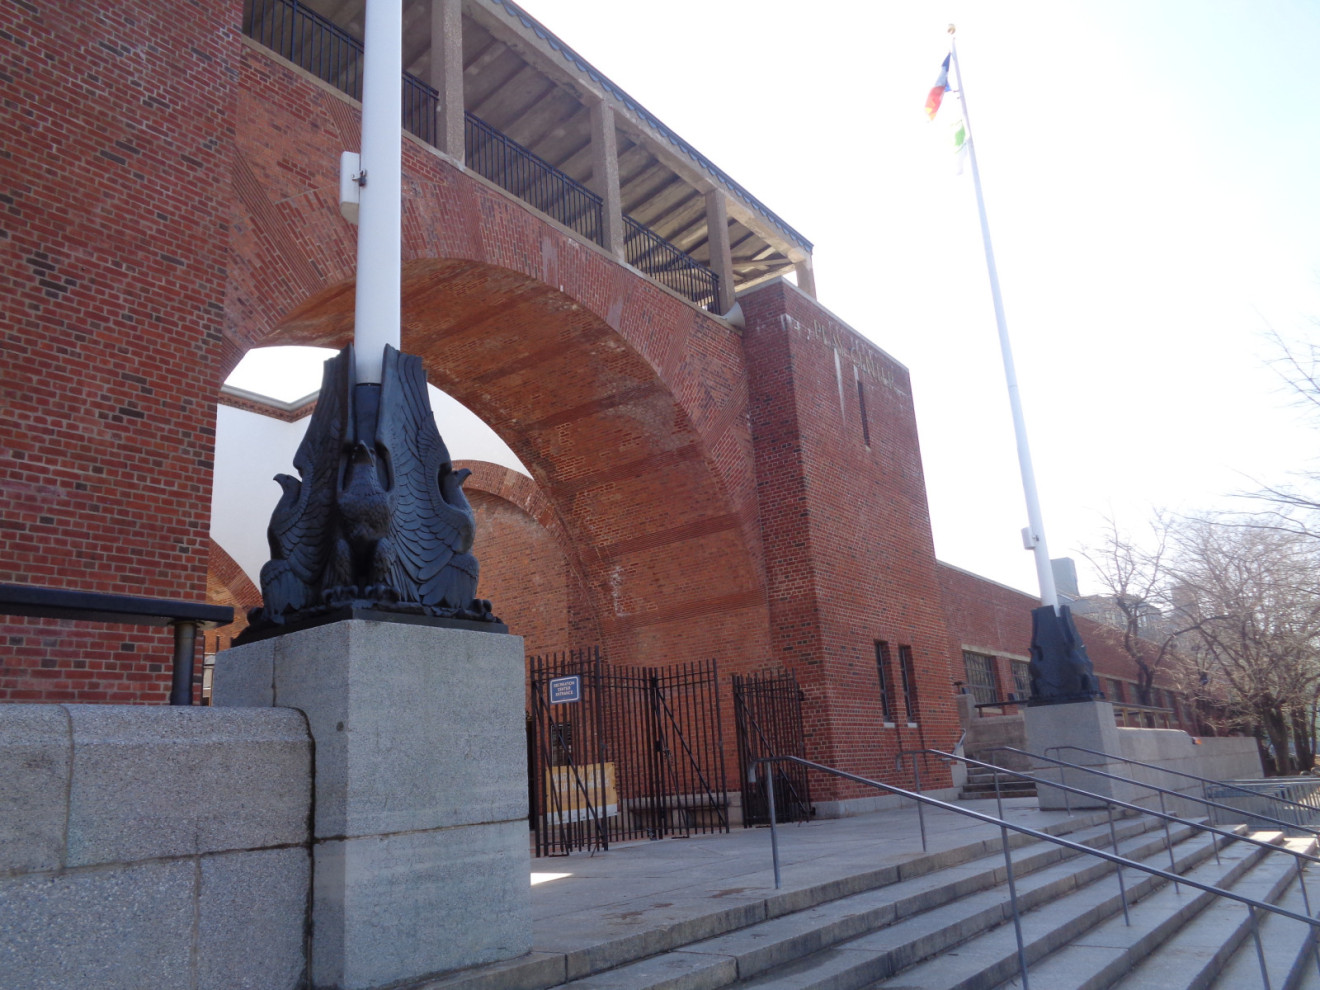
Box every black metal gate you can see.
[733,670,813,825]
[528,648,729,856]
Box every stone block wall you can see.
[0,704,311,989]
[1117,727,1261,817]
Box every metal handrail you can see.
[905,748,1320,875]
[0,584,233,706]
[464,112,605,247]
[933,746,1320,986]
[756,754,1320,990]
[1048,743,1320,824]
[622,216,720,312]
[984,745,1320,842]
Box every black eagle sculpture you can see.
[241,344,498,639]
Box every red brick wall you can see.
[1,0,241,702]
[741,281,961,798]
[938,563,1199,732]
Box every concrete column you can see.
[1024,700,1136,810]
[704,188,736,314]
[793,254,818,299]
[215,621,531,990]
[589,101,625,257]
[429,0,465,164]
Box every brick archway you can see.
[456,461,600,655]
[220,49,773,668]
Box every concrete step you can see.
[1206,836,1320,990]
[959,784,1038,800]
[843,820,1242,990]
[412,810,1131,990]
[553,816,1205,990]
[1003,829,1293,990]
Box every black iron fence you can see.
[464,114,604,246]
[528,647,728,856]
[242,0,722,311]
[244,0,363,100]
[624,216,721,313]
[732,669,812,825]
[402,74,438,146]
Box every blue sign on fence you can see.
[549,675,581,704]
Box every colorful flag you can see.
[925,54,951,120]
[950,111,967,174]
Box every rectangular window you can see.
[857,380,871,447]
[962,651,998,706]
[1011,660,1031,702]
[875,640,896,722]
[1107,678,1125,703]
[898,645,919,722]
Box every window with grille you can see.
[1108,678,1125,703]
[875,640,896,722]
[1011,660,1031,702]
[962,651,998,706]
[898,645,919,721]
[549,721,573,767]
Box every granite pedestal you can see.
[1023,699,1135,810]
[214,619,530,990]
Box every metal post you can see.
[1295,855,1320,980]
[1107,804,1131,926]
[1248,904,1271,989]
[1158,791,1178,892]
[994,766,1004,821]
[913,756,927,853]
[765,762,782,890]
[168,620,198,706]
[353,0,403,384]
[1001,824,1030,990]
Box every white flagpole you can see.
[948,29,1060,613]
[353,0,403,385]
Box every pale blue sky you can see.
[230,1,1320,597]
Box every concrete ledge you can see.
[0,703,313,990]
[313,820,532,989]
[0,858,195,990]
[813,786,960,820]
[65,704,311,865]
[0,705,71,875]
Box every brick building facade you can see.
[1,1,1196,799]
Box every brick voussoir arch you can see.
[224,48,771,665]
[456,460,603,652]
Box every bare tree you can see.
[1081,513,1194,706]
[1171,517,1320,775]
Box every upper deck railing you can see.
[243,0,722,312]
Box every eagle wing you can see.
[375,345,476,608]
[264,345,352,595]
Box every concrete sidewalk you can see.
[420,797,1095,989]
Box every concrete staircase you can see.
[959,764,1038,801]
[419,811,1320,990]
